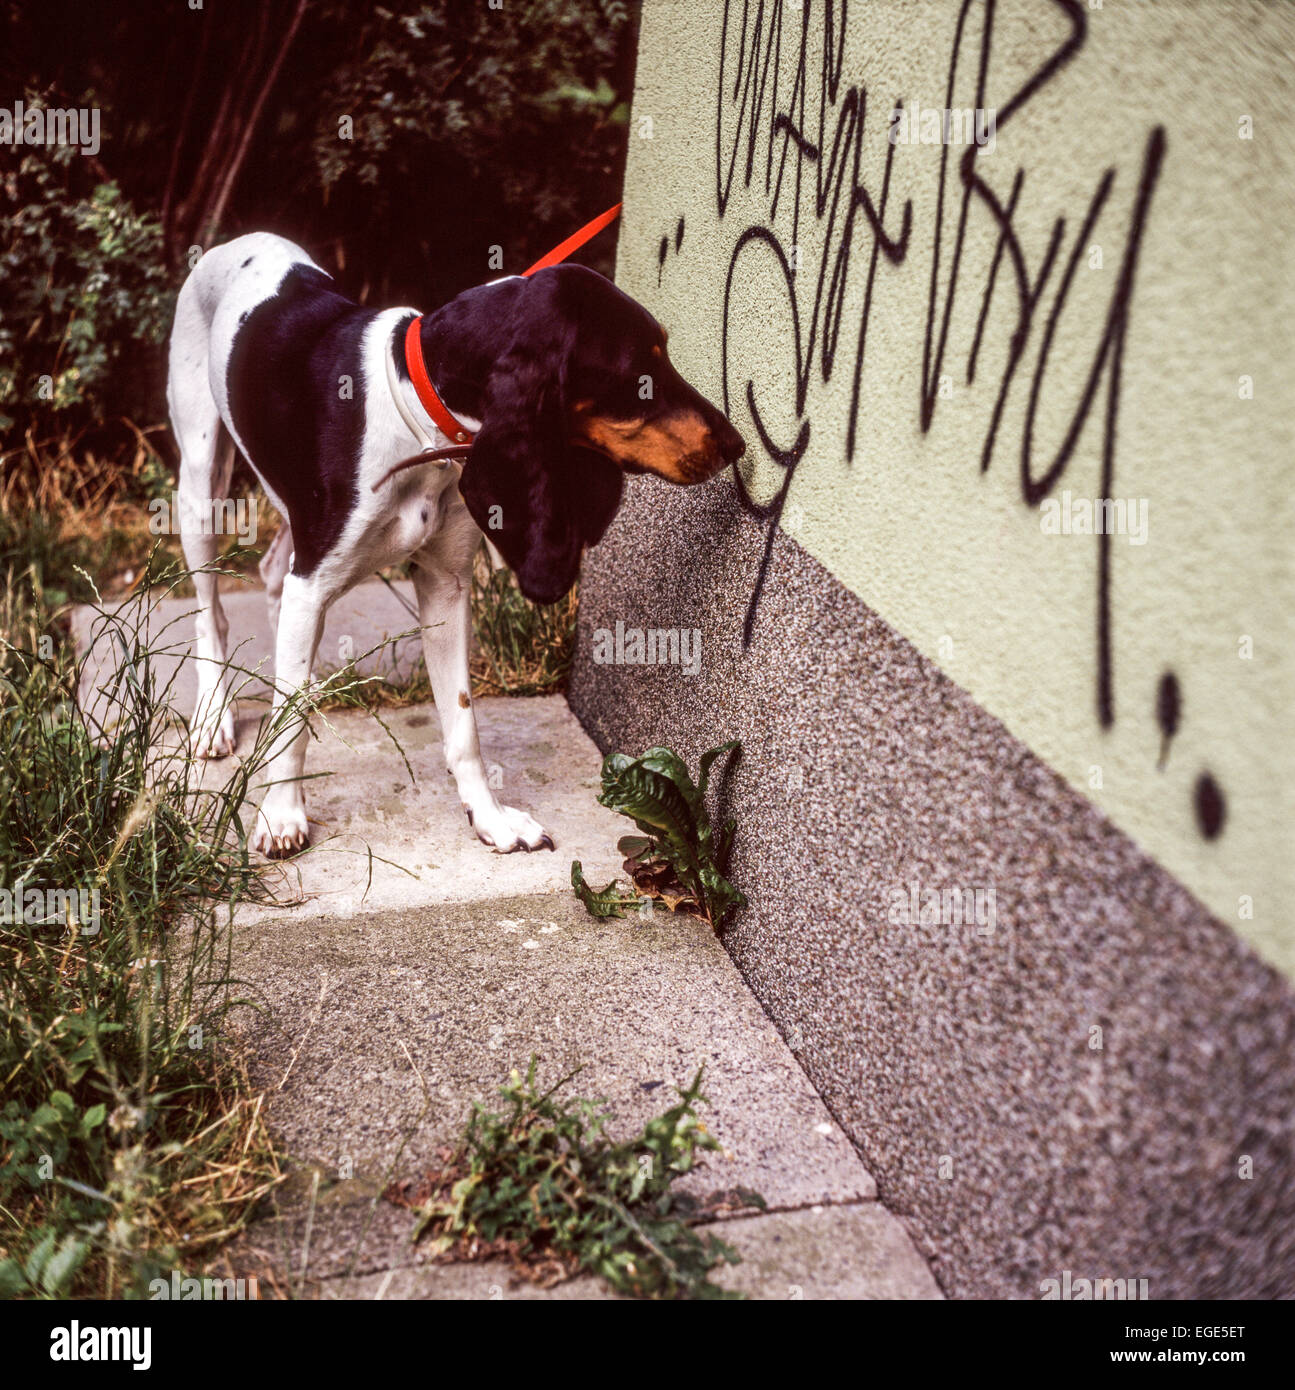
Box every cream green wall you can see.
[618,0,1294,973]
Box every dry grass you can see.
[0,422,279,609]
[1,421,174,589]
[144,1057,284,1256]
[72,1057,287,1299]
[470,556,578,696]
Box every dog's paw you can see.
[251,798,310,859]
[465,802,554,854]
[191,704,237,760]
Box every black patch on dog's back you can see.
[227,265,369,575]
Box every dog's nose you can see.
[716,419,746,465]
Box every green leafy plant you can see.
[571,742,746,931]
[0,1224,92,1299]
[387,1057,762,1299]
[570,860,643,919]
[0,102,172,436]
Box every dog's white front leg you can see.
[411,552,553,853]
[251,571,325,858]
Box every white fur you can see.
[167,234,550,858]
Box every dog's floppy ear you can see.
[459,328,623,606]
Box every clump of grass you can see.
[470,554,578,696]
[0,422,176,602]
[0,544,294,1297]
[1,423,280,606]
[386,1057,762,1300]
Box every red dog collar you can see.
[402,202,622,446]
[404,314,472,443]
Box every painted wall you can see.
[570,0,1295,1298]
[615,0,1294,977]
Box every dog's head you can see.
[459,265,744,605]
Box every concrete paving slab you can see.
[708,1204,942,1300]
[312,1206,942,1301]
[220,887,898,1296]
[71,583,630,914]
[229,891,874,1233]
[232,699,632,919]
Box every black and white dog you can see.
[167,233,744,858]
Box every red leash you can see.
[519,201,623,278]
[403,202,623,447]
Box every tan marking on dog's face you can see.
[572,406,722,485]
